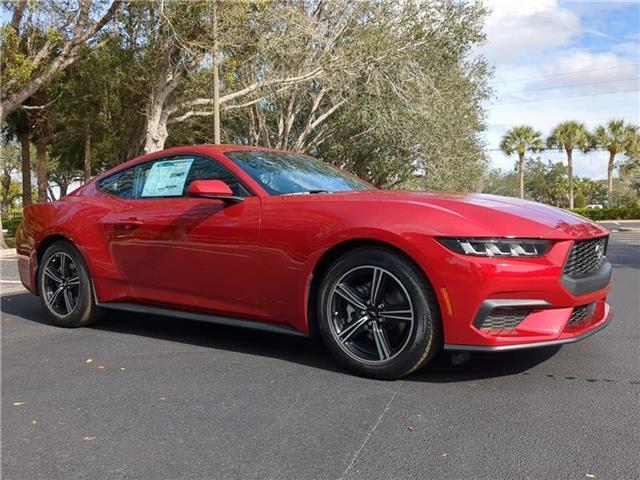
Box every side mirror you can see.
[187,180,244,203]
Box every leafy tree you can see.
[547,121,590,209]
[47,155,82,200]
[170,0,490,190]
[592,119,639,205]
[523,159,567,207]
[500,125,545,199]
[0,141,22,214]
[2,109,32,205]
[0,0,121,123]
[573,178,607,208]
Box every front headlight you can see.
[436,237,552,257]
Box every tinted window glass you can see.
[133,156,248,198]
[97,168,135,199]
[225,150,372,195]
[184,157,248,197]
[99,156,249,200]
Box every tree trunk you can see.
[36,138,48,203]
[212,0,220,144]
[47,184,57,202]
[607,151,615,206]
[59,182,69,198]
[0,217,7,249]
[566,147,574,209]
[19,132,32,206]
[84,125,92,181]
[144,107,170,153]
[143,68,184,154]
[518,153,525,199]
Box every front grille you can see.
[479,307,530,331]
[569,302,597,325]
[563,236,608,278]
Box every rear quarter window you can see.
[97,168,135,199]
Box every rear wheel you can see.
[38,241,100,328]
[317,247,442,380]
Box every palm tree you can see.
[546,121,590,209]
[592,119,638,205]
[500,125,545,199]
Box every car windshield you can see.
[225,150,374,195]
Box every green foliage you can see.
[2,217,22,236]
[170,0,491,191]
[571,207,640,221]
[500,125,545,158]
[573,178,608,207]
[592,119,638,155]
[546,121,590,153]
[481,158,610,208]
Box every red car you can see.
[16,145,612,379]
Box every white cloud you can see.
[495,51,640,103]
[480,1,640,180]
[483,0,581,62]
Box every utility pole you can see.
[212,0,220,144]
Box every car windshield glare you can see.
[225,150,374,195]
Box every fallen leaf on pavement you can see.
[120,367,126,371]
[407,426,415,431]
[586,475,595,479]
[158,396,166,401]
[85,358,93,364]
[31,419,37,425]
[442,453,448,457]
[97,365,105,369]
[83,436,96,441]
[13,401,25,406]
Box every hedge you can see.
[571,207,640,221]
[1,217,22,236]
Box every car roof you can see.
[91,144,282,183]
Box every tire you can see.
[38,240,101,328]
[317,246,442,380]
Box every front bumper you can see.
[444,303,612,351]
[422,236,613,350]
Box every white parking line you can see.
[0,280,22,284]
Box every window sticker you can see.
[140,159,193,197]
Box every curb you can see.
[0,248,17,257]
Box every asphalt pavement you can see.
[1,231,639,480]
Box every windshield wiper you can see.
[283,189,333,195]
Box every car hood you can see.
[282,190,608,239]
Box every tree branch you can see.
[169,68,323,115]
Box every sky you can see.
[481,0,640,179]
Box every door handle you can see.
[115,218,144,230]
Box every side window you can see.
[136,157,194,198]
[183,157,249,197]
[97,168,135,199]
[99,156,250,200]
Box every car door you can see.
[100,155,261,318]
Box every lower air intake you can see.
[569,303,597,325]
[479,307,530,332]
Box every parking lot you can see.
[1,230,639,480]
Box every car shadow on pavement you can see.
[1,291,560,383]
[405,346,561,383]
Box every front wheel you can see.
[38,241,101,328]
[317,247,442,380]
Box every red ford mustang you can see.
[16,145,612,379]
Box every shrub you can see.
[1,217,22,236]
[571,207,640,221]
